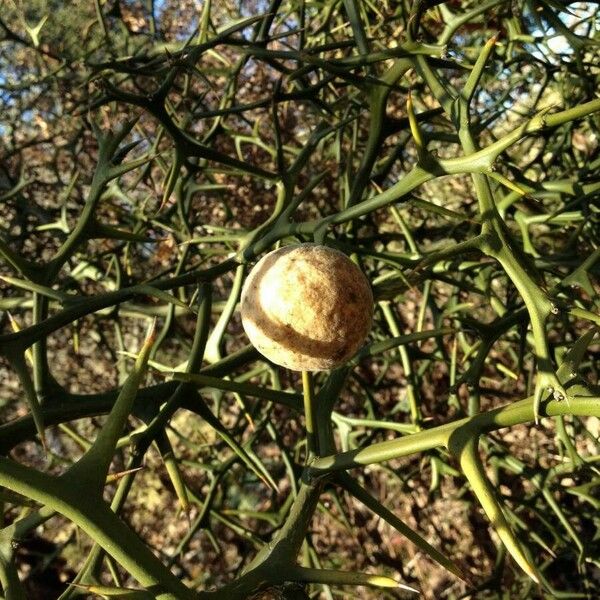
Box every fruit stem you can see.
[302,370,317,458]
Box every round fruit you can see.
[240,244,373,371]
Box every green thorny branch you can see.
[409,32,599,424]
[1,1,600,599]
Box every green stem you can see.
[303,370,317,457]
[308,395,600,475]
[0,458,195,600]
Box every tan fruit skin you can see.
[240,244,373,371]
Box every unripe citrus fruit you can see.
[240,244,373,371]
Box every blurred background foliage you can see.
[0,0,599,599]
